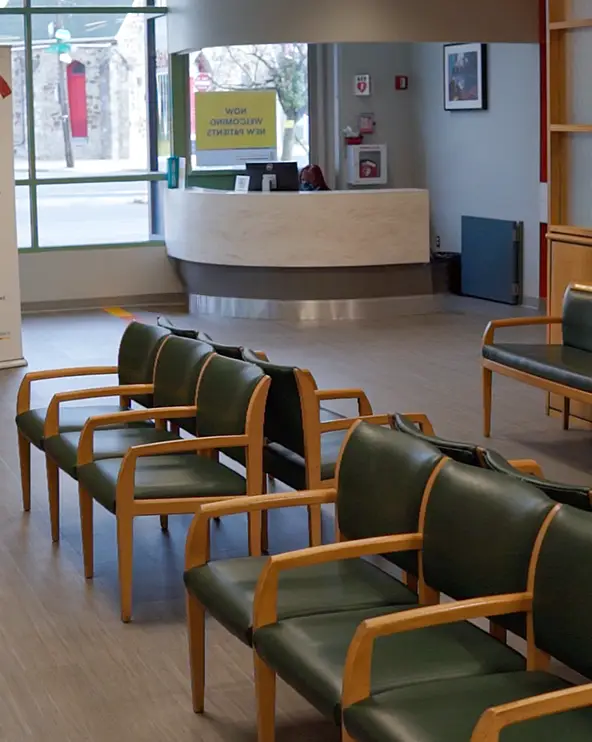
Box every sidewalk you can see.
[14,157,167,178]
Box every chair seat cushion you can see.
[44,427,181,479]
[77,454,246,513]
[343,672,587,742]
[482,343,592,392]
[253,608,525,724]
[184,556,417,645]
[15,404,149,450]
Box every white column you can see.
[0,46,26,369]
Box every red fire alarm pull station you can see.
[395,76,409,91]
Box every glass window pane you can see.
[154,14,169,169]
[37,181,150,246]
[1,16,28,175]
[15,186,31,248]
[189,44,309,170]
[32,13,159,178]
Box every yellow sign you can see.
[195,90,277,151]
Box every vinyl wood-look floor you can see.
[0,299,590,741]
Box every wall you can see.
[18,246,182,308]
[411,43,541,301]
[336,43,421,189]
[168,0,539,53]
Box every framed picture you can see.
[444,43,487,111]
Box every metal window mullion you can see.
[23,8,39,250]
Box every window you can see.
[189,44,310,170]
[1,1,168,249]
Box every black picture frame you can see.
[444,43,488,111]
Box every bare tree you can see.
[201,44,308,160]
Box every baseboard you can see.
[522,296,546,311]
[21,293,187,315]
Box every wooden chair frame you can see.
[183,413,397,715]
[16,364,119,513]
[73,359,271,623]
[481,314,583,438]
[340,504,562,742]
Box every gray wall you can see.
[411,43,541,301]
[168,0,539,53]
[336,43,421,189]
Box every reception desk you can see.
[165,186,432,319]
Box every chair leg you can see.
[482,366,493,438]
[117,514,134,623]
[254,654,276,742]
[46,456,60,543]
[563,397,571,430]
[159,514,169,532]
[307,504,322,547]
[18,432,31,512]
[186,592,206,713]
[79,486,94,579]
[248,511,262,557]
[490,621,507,644]
[261,510,269,554]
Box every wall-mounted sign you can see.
[359,113,374,134]
[354,74,371,96]
[195,72,212,92]
[395,75,409,90]
[194,90,277,167]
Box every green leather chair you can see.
[76,354,271,623]
[240,349,375,546]
[251,459,554,741]
[15,321,169,516]
[342,504,592,742]
[392,413,485,466]
[482,449,592,511]
[42,336,215,541]
[156,316,247,359]
[183,422,445,714]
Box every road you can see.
[15,180,153,247]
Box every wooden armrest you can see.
[16,365,118,414]
[320,412,393,433]
[76,405,196,465]
[253,533,423,629]
[343,593,532,709]
[507,459,544,478]
[398,412,436,436]
[316,388,373,416]
[184,488,338,569]
[470,683,592,742]
[44,384,155,438]
[482,317,562,346]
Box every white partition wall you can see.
[0,47,26,369]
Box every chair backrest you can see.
[422,460,554,635]
[482,449,592,511]
[196,354,267,439]
[562,284,592,353]
[337,423,444,576]
[153,336,214,434]
[533,505,592,678]
[117,321,170,407]
[156,315,212,342]
[208,341,244,360]
[241,349,306,455]
[392,413,483,467]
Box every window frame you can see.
[1,1,169,251]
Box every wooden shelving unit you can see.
[547,0,592,425]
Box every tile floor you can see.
[0,299,590,741]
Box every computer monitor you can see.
[245,161,300,192]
